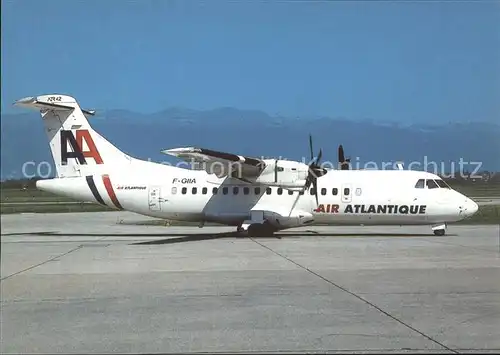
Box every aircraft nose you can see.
[462,198,479,217]
[468,199,479,215]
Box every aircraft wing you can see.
[161,147,265,178]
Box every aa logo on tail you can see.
[61,129,103,165]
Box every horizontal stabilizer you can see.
[14,95,95,116]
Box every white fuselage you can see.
[36,159,478,229]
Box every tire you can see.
[433,229,445,236]
[248,223,274,238]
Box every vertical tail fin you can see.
[14,94,132,178]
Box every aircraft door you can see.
[341,184,352,203]
[148,186,162,211]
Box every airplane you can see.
[14,94,479,237]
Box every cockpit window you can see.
[426,179,439,189]
[414,179,425,188]
[435,179,450,189]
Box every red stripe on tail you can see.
[102,174,123,210]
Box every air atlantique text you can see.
[314,204,427,214]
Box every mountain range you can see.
[1,107,499,180]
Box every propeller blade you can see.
[312,178,319,206]
[304,134,328,193]
[345,156,351,169]
[338,145,345,164]
[309,134,314,161]
[338,144,351,170]
[304,176,312,190]
[317,167,327,176]
[310,166,321,179]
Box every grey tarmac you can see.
[1,212,499,354]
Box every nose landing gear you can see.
[433,229,445,236]
[432,223,446,236]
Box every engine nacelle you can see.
[254,159,309,188]
[263,210,314,229]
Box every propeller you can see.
[338,144,351,170]
[304,134,327,205]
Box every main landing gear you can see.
[432,223,446,236]
[237,223,275,238]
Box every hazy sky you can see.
[2,0,499,124]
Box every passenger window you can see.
[243,187,249,195]
[223,187,228,195]
[192,187,197,194]
[321,188,326,195]
[233,187,239,194]
[344,188,350,195]
[266,188,272,195]
[414,179,425,189]
[332,188,338,195]
[212,187,218,194]
[277,188,283,195]
[299,190,304,195]
[182,187,187,194]
[310,188,316,195]
[355,188,362,196]
[288,190,294,195]
[254,187,261,195]
[426,179,438,189]
[171,187,177,194]
[202,187,207,194]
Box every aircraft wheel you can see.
[235,225,246,238]
[247,223,274,238]
[433,229,445,236]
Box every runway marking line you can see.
[0,245,83,282]
[249,237,460,354]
